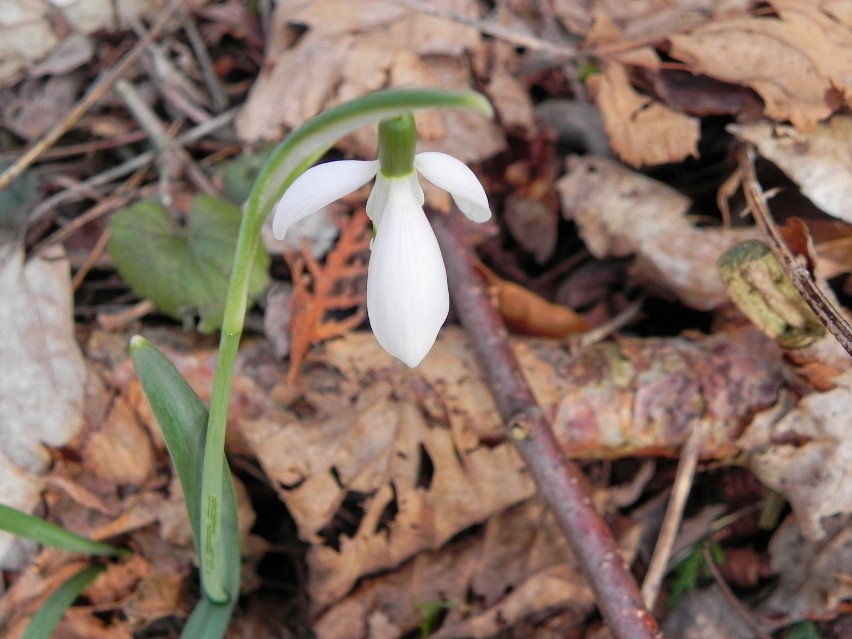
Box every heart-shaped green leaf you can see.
[108,195,269,333]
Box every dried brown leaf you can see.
[669,0,852,130]
[729,117,852,223]
[759,514,852,621]
[477,263,588,337]
[587,62,700,167]
[556,155,758,309]
[237,0,505,162]
[0,246,86,567]
[739,374,852,539]
[313,499,636,639]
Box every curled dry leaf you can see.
[668,0,852,130]
[476,262,588,338]
[0,0,164,88]
[0,246,86,568]
[729,117,852,223]
[739,373,852,540]
[556,155,758,309]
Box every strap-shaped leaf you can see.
[22,564,104,639]
[0,504,127,557]
[130,336,240,633]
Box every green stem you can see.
[198,88,493,600]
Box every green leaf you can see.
[130,335,240,631]
[668,543,725,608]
[0,504,127,556]
[785,621,820,639]
[22,564,104,639]
[221,149,272,205]
[108,195,270,334]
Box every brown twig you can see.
[27,107,239,228]
[641,419,709,609]
[431,211,662,639]
[738,144,852,356]
[702,544,774,639]
[114,79,219,201]
[0,0,188,193]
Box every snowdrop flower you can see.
[272,114,491,367]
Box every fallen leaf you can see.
[740,373,852,539]
[759,514,852,621]
[669,0,852,130]
[729,117,852,223]
[476,263,588,338]
[0,245,86,567]
[0,0,164,88]
[661,585,756,639]
[587,62,700,167]
[556,155,758,309]
[1,75,82,140]
[241,334,537,606]
[236,0,505,163]
[313,499,637,639]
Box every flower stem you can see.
[198,88,493,601]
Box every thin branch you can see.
[641,419,708,609]
[27,107,239,228]
[0,0,188,192]
[114,79,219,200]
[738,144,852,356]
[179,9,229,111]
[431,211,662,639]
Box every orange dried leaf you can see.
[476,263,588,338]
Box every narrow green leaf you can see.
[22,564,104,639]
[130,335,240,626]
[0,504,127,556]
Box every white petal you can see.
[367,178,449,367]
[366,172,423,229]
[272,160,378,239]
[414,152,491,223]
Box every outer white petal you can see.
[272,160,378,239]
[414,152,491,223]
[366,172,423,229]
[367,178,449,367]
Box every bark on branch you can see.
[431,211,662,639]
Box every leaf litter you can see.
[2,0,852,637]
